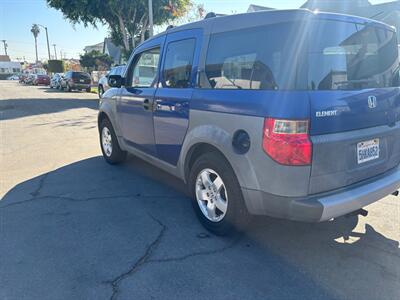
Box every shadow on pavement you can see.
[0,97,98,121]
[0,156,398,299]
[39,87,94,94]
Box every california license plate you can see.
[357,139,379,164]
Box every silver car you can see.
[50,73,62,89]
[98,65,125,98]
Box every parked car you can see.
[33,74,50,86]
[98,10,400,235]
[19,74,27,83]
[50,73,62,89]
[98,65,126,98]
[24,74,36,85]
[7,75,19,80]
[60,71,91,92]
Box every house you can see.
[84,38,122,65]
[0,55,11,62]
[103,38,121,65]
[247,1,400,40]
[83,42,104,54]
[301,0,400,40]
[0,60,22,79]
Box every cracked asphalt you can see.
[0,81,399,300]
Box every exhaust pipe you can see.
[345,208,368,218]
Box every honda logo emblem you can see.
[368,96,377,109]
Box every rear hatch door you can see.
[307,18,400,194]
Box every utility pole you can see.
[53,44,57,60]
[1,40,8,56]
[148,0,154,37]
[44,27,51,60]
[36,24,51,60]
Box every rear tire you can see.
[86,87,91,93]
[66,83,72,92]
[188,152,248,236]
[99,118,126,164]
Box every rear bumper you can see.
[242,166,400,222]
[70,83,91,89]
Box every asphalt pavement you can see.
[0,81,399,300]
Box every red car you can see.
[33,75,50,86]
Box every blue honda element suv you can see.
[98,9,400,235]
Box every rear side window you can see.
[204,23,306,90]
[162,38,196,88]
[308,20,399,90]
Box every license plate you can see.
[80,79,84,83]
[357,139,379,164]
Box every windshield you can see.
[308,20,399,90]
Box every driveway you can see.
[0,81,399,300]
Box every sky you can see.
[0,0,392,62]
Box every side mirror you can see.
[108,75,124,88]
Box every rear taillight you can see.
[263,118,312,166]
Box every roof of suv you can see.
[151,9,395,40]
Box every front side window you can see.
[162,39,196,88]
[131,48,160,88]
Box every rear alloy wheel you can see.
[189,152,248,235]
[99,118,126,164]
[195,168,228,222]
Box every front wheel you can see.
[188,152,248,235]
[99,118,126,164]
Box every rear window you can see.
[72,72,90,79]
[204,20,399,91]
[309,20,399,90]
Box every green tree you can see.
[48,60,65,73]
[46,0,191,54]
[30,24,40,63]
[80,50,113,71]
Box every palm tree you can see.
[31,24,40,63]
